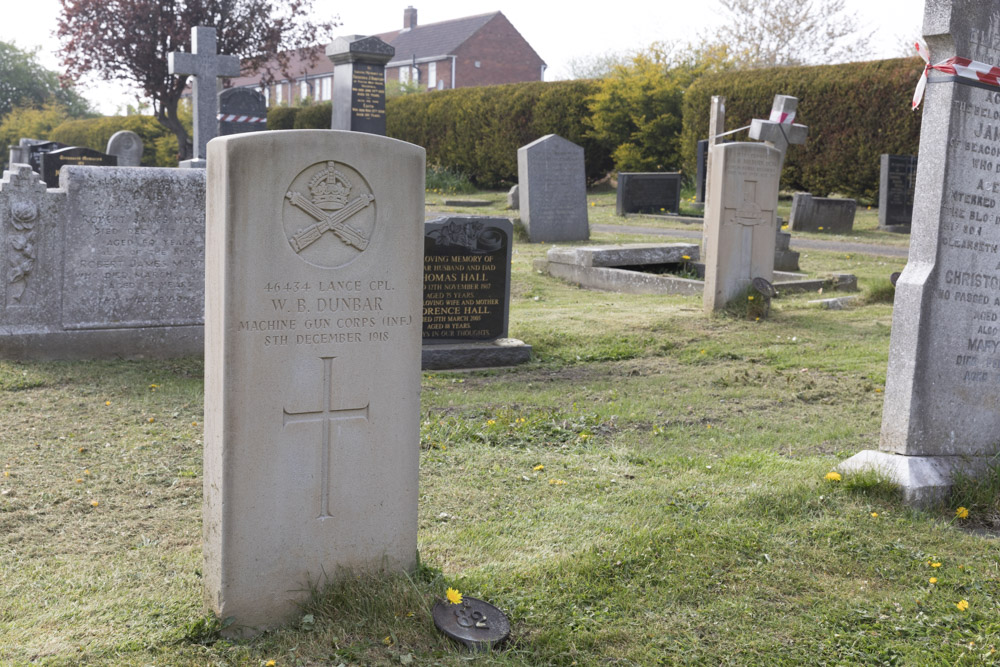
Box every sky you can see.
[1,0,926,115]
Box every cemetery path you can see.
[591,223,910,258]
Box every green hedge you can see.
[681,57,925,201]
[50,115,178,167]
[386,80,611,188]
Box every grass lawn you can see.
[5,194,1000,666]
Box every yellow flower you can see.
[682,255,691,260]
[818,226,824,230]
[957,599,970,611]
[266,661,276,667]
[748,295,754,301]
[192,422,198,426]
[149,384,158,390]
[446,587,463,604]
[382,636,392,646]
[105,400,111,406]
[929,577,937,584]
[931,562,942,568]
[956,506,970,519]
[486,419,496,426]
[75,478,82,483]
[549,479,567,485]
[148,417,155,423]
[84,469,90,475]
[533,464,544,471]
[2,470,8,477]
[824,471,842,482]
[580,433,590,439]
[90,500,99,507]
[871,512,878,518]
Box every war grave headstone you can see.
[0,164,205,359]
[327,35,395,135]
[703,95,808,313]
[839,0,1000,504]
[879,154,918,231]
[615,172,682,215]
[40,146,117,188]
[106,130,144,167]
[422,216,530,369]
[169,26,241,167]
[218,87,268,136]
[203,129,424,632]
[517,134,589,243]
[788,193,857,233]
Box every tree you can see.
[0,41,90,121]
[708,0,873,69]
[56,0,337,160]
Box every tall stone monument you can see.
[840,0,1000,504]
[204,130,425,632]
[327,35,395,135]
[517,134,589,243]
[169,26,241,167]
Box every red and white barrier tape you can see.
[216,114,267,123]
[769,108,795,124]
[913,39,1000,109]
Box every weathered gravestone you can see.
[840,0,1000,504]
[203,130,424,632]
[169,26,241,167]
[517,134,589,243]
[702,143,783,313]
[506,184,519,210]
[422,216,530,369]
[106,131,144,167]
[0,164,205,359]
[616,172,682,215]
[788,193,857,233]
[327,35,394,135]
[218,87,268,136]
[40,147,118,189]
[879,154,918,230]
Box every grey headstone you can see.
[168,26,241,164]
[616,172,682,215]
[695,139,709,203]
[0,164,205,359]
[106,131,144,167]
[218,87,268,136]
[327,35,394,135]
[878,154,917,230]
[516,134,588,243]
[839,0,1000,505]
[506,184,519,209]
[788,193,856,233]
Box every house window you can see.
[474,61,481,68]
[428,62,437,89]
[300,80,311,101]
[321,76,332,101]
[263,86,270,106]
[275,82,284,104]
[399,67,410,84]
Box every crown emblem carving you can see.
[308,161,352,210]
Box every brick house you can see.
[228,7,547,106]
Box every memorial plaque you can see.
[61,166,204,329]
[878,154,918,229]
[432,597,511,650]
[616,172,682,215]
[423,216,512,342]
[204,129,424,632]
[41,147,117,188]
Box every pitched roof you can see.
[377,12,499,65]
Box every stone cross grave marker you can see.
[748,95,808,168]
[839,0,1000,504]
[169,26,240,166]
[327,35,395,135]
[204,129,425,633]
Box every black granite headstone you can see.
[616,172,682,215]
[218,87,268,136]
[22,139,69,173]
[40,146,117,188]
[327,35,395,135]
[878,154,917,231]
[423,216,512,343]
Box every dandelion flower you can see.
[929,577,937,584]
[90,500,99,507]
[871,512,878,518]
[382,636,392,646]
[956,506,970,519]
[824,471,842,482]
[549,479,567,485]
[446,587,463,604]
[266,661,276,667]
[533,464,544,471]
[957,599,970,611]
[105,400,111,406]
[148,417,155,423]
[931,562,942,568]
[818,226,824,230]
[682,255,691,260]
[75,478,82,483]
[486,419,496,426]
[748,295,754,301]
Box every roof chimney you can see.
[404,6,417,30]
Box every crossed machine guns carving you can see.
[284,188,374,253]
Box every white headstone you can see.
[169,26,241,166]
[517,134,589,243]
[203,129,425,632]
[839,0,1000,504]
[106,130,144,167]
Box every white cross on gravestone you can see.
[282,356,369,519]
[748,95,809,166]
[168,26,241,167]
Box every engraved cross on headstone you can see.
[749,95,809,167]
[282,356,370,519]
[168,26,241,165]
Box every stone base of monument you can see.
[535,244,857,297]
[179,158,207,169]
[0,326,203,361]
[422,338,532,370]
[878,224,912,234]
[837,450,995,507]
